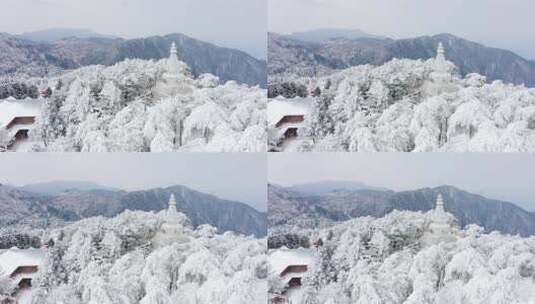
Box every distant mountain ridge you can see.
[0,184,266,237]
[269,31,535,87]
[287,28,386,43]
[0,32,266,87]
[19,180,119,195]
[269,183,535,236]
[286,180,390,196]
[17,28,119,42]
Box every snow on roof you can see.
[268,247,316,276]
[8,123,36,134]
[0,248,45,277]
[0,99,43,128]
[267,97,313,126]
[12,271,40,285]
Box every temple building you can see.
[152,193,192,248]
[422,194,459,245]
[0,97,43,151]
[267,97,314,152]
[0,248,45,301]
[268,248,316,304]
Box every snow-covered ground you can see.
[17,287,33,304]
[9,138,40,152]
[280,136,314,152]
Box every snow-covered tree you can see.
[32,209,267,304]
[278,210,535,303]
[0,275,15,302]
[0,128,9,151]
[19,51,266,152]
[270,53,535,152]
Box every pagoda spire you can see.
[435,193,445,213]
[436,42,446,61]
[168,193,177,213]
[170,42,179,62]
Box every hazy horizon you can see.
[0,153,267,211]
[269,153,535,212]
[1,0,267,59]
[269,0,535,60]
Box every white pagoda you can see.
[430,42,454,82]
[152,193,192,248]
[423,42,458,96]
[153,42,193,99]
[165,42,189,78]
[436,42,446,62]
[422,194,459,245]
[170,42,179,61]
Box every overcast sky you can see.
[0,153,266,211]
[269,153,535,212]
[1,0,266,59]
[269,0,535,60]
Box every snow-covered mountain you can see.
[14,47,265,152]
[269,32,535,87]
[0,185,79,228]
[286,180,389,196]
[286,28,386,44]
[268,184,331,234]
[0,32,266,87]
[28,209,266,304]
[269,46,535,152]
[0,184,267,237]
[268,184,535,237]
[281,210,535,303]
